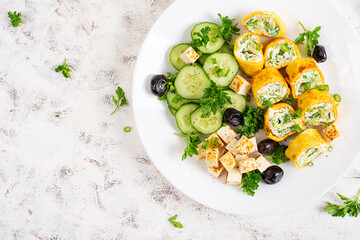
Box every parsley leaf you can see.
[294,22,321,57]
[111,86,127,115]
[174,133,201,161]
[8,11,24,27]
[267,143,290,165]
[55,59,72,79]
[168,214,183,229]
[199,81,232,118]
[164,72,177,93]
[242,170,262,196]
[324,189,360,218]
[236,106,265,137]
[190,26,211,50]
[217,13,240,42]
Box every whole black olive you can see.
[150,74,168,97]
[262,166,284,184]
[312,45,327,63]
[257,139,277,155]
[223,108,243,126]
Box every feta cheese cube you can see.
[238,158,258,173]
[205,133,224,148]
[236,136,255,155]
[179,47,199,64]
[219,151,236,171]
[323,123,344,144]
[205,148,220,167]
[235,154,249,163]
[229,75,252,95]
[226,168,242,186]
[216,125,237,144]
[196,143,206,160]
[255,155,271,172]
[207,164,224,178]
[248,136,258,153]
[225,138,239,155]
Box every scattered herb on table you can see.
[8,11,24,27]
[294,22,321,57]
[168,214,183,229]
[236,106,265,137]
[111,86,127,115]
[267,143,290,165]
[124,126,131,132]
[199,81,232,118]
[190,26,211,50]
[242,170,262,196]
[174,133,201,161]
[217,13,240,42]
[324,189,360,218]
[55,59,72,79]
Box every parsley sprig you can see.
[242,170,262,196]
[266,144,290,165]
[199,81,232,118]
[217,13,240,42]
[236,106,265,137]
[55,59,72,79]
[294,22,321,57]
[8,11,25,27]
[111,86,127,115]
[168,214,183,229]
[324,189,360,217]
[174,133,201,160]
[190,26,211,50]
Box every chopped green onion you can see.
[256,42,263,51]
[211,37,217,43]
[328,146,333,152]
[304,82,311,92]
[201,141,209,149]
[285,97,294,105]
[211,58,217,64]
[280,43,289,52]
[293,124,303,133]
[333,94,341,102]
[224,69,230,77]
[124,126,131,132]
[294,108,301,119]
[307,162,314,167]
[246,95,251,102]
[55,114,60,118]
[315,84,329,92]
[172,97,180,104]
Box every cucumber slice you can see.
[191,22,225,54]
[191,107,223,135]
[169,107,177,116]
[203,53,239,87]
[166,91,190,110]
[175,103,199,134]
[174,64,211,99]
[170,43,191,70]
[198,54,209,65]
[218,43,234,54]
[222,90,246,113]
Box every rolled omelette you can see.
[233,32,264,76]
[285,129,328,168]
[264,103,306,142]
[251,67,290,108]
[285,58,325,98]
[241,11,287,37]
[298,89,338,126]
[264,38,301,69]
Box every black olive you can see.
[262,166,284,184]
[150,74,168,97]
[312,45,327,63]
[257,139,277,155]
[223,108,243,126]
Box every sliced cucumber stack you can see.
[166,91,191,110]
[175,103,199,134]
[191,22,225,54]
[203,53,239,87]
[222,90,246,113]
[169,43,191,70]
[191,107,223,135]
[174,64,211,99]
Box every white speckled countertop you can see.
[0,0,359,239]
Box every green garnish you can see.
[280,43,289,52]
[256,42,263,51]
[262,99,272,108]
[236,106,265,137]
[293,124,303,133]
[168,214,183,229]
[333,94,341,102]
[211,58,217,64]
[190,26,211,50]
[246,95,251,102]
[217,13,240,42]
[315,84,329,92]
[164,72,178,93]
[55,114,60,118]
[285,97,294,105]
[209,137,220,148]
[294,108,301,119]
[174,133,202,161]
[8,11,25,27]
[55,59,72,78]
[324,189,360,218]
[199,81,232,118]
[158,94,167,101]
[201,141,209,150]
[294,22,321,57]
[241,170,262,196]
[111,86,127,115]
[303,82,311,92]
[124,126,131,132]
[328,146,333,152]
[267,144,290,165]
[172,97,180,104]
[307,162,314,167]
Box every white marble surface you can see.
[0,0,359,239]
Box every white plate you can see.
[132,0,360,216]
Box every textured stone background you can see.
[0,0,359,239]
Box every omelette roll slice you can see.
[298,89,338,126]
[285,129,328,168]
[264,103,306,142]
[251,67,290,108]
[233,32,264,76]
[285,58,325,98]
[241,11,287,37]
[264,38,301,69]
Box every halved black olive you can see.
[313,45,327,63]
[223,108,243,126]
[150,74,168,97]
